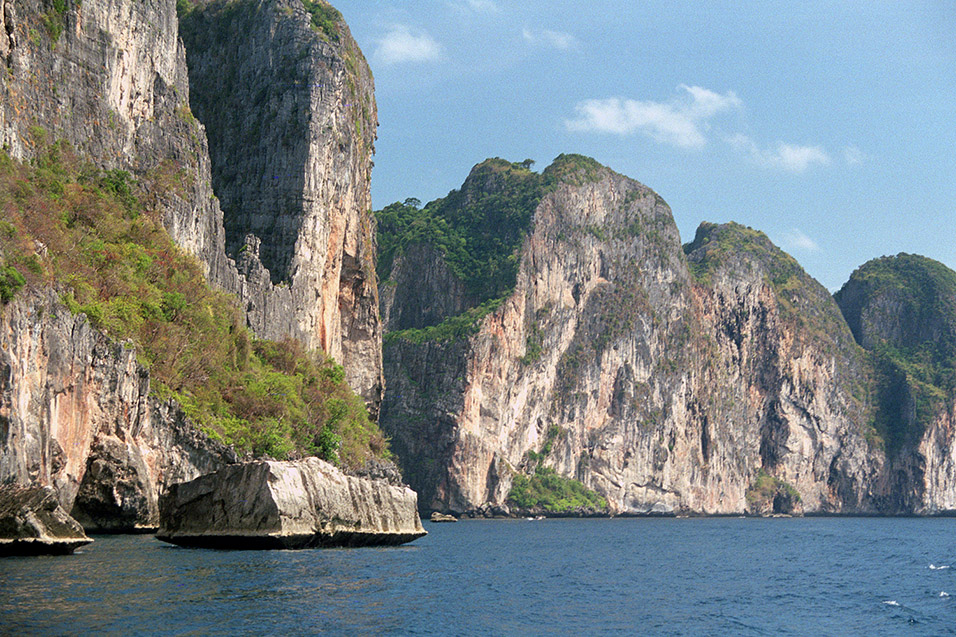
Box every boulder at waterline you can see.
[429,512,458,523]
[0,486,92,556]
[156,458,427,549]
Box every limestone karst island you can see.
[1,0,954,573]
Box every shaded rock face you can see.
[157,458,426,549]
[380,242,468,332]
[0,485,91,555]
[0,0,383,414]
[835,254,956,353]
[0,289,236,531]
[180,0,383,414]
[380,160,954,516]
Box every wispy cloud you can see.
[464,0,498,11]
[728,134,831,173]
[566,85,742,148]
[843,145,865,165]
[780,228,820,252]
[375,25,441,65]
[446,0,498,13]
[523,28,580,51]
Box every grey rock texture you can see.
[381,242,468,332]
[180,0,383,414]
[0,484,91,555]
[380,159,956,516]
[0,288,236,531]
[157,458,426,548]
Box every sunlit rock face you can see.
[180,0,383,414]
[0,289,236,531]
[381,157,956,516]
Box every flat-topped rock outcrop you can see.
[0,485,92,556]
[157,458,426,549]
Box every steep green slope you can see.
[377,154,606,343]
[0,141,387,468]
[376,157,543,303]
[836,254,956,454]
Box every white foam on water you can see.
[929,564,950,570]
[940,592,950,598]
[883,600,901,607]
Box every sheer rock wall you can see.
[381,162,956,516]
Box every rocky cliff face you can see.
[0,0,383,412]
[0,0,234,286]
[380,242,468,332]
[0,289,236,531]
[180,0,383,413]
[0,0,392,531]
[835,254,956,513]
[380,157,955,516]
[684,223,882,514]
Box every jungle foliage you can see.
[0,140,388,468]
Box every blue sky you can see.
[333,0,955,291]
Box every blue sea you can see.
[2,517,954,635]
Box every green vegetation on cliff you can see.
[301,0,342,42]
[684,221,803,290]
[382,297,506,346]
[378,154,609,345]
[376,157,544,303]
[0,142,387,468]
[507,467,608,514]
[745,469,801,514]
[836,254,956,453]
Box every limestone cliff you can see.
[179,0,383,413]
[379,157,955,516]
[0,0,235,286]
[0,289,236,531]
[0,0,382,412]
[0,0,390,531]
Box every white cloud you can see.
[523,28,580,51]
[780,228,820,252]
[566,85,742,148]
[728,134,831,173]
[375,25,441,65]
[843,145,865,165]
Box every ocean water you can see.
[1,517,954,635]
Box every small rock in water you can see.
[157,458,427,549]
[0,485,92,556]
[429,512,458,523]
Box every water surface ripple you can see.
[2,517,954,635]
